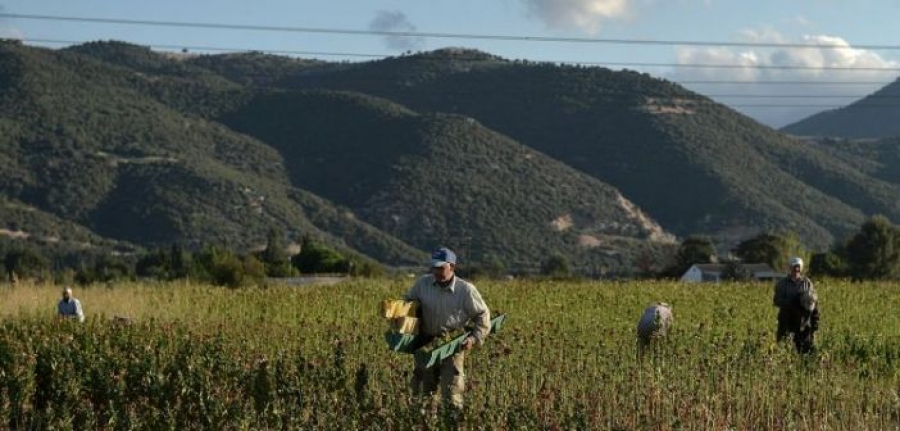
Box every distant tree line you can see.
[1,229,383,288]
[657,215,900,281]
[5,215,900,286]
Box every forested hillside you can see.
[222,89,673,269]
[0,40,424,267]
[783,78,900,139]
[3,40,898,273]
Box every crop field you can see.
[2,278,900,430]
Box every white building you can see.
[680,263,780,283]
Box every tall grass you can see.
[1,278,898,430]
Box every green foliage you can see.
[656,235,717,279]
[135,249,170,279]
[540,254,571,278]
[134,244,193,280]
[223,89,674,274]
[208,253,245,288]
[463,254,509,280]
[191,247,265,288]
[720,260,753,281]
[812,136,900,185]
[168,242,191,279]
[809,252,848,278]
[676,235,717,269]
[783,79,900,139]
[734,233,785,270]
[844,215,900,280]
[734,231,809,273]
[259,228,294,277]
[3,245,49,281]
[260,228,285,264]
[186,51,328,88]
[345,259,386,278]
[293,237,351,274]
[266,48,900,250]
[242,255,268,282]
[73,253,134,285]
[0,41,424,266]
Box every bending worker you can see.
[637,302,673,356]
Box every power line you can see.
[20,38,900,73]
[557,58,900,71]
[681,81,893,85]
[11,39,900,109]
[726,105,860,108]
[706,94,892,98]
[589,62,900,71]
[6,12,900,51]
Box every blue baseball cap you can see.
[430,247,457,267]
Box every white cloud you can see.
[669,31,899,128]
[368,10,425,52]
[521,0,631,33]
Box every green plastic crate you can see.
[385,313,508,368]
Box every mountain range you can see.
[1,39,899,273]
[783,78,900,139]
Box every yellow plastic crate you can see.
[391,316,419,334]
[381,299,418,319]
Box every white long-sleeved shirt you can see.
[637,303,673,341]
[403,274,490,344]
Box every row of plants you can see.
[1,279,899,429]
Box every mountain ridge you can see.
[259,49,892,248]
[0,40,425,266]
[782,78,900,139]
[221,88,675,269]
[2,40,899,272]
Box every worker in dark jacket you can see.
[773,257,819,354]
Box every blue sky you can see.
[1,0,898,127]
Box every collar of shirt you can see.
[432,276,456,292]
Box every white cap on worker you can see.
[789,257,803,268]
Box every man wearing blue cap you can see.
[403,246,491,412]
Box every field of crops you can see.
[2,277,900,430]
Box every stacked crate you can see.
[382,300,421,352]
